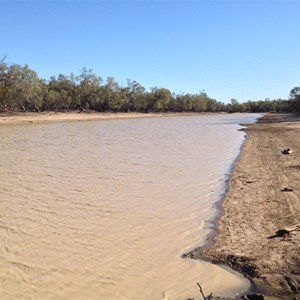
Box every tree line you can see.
[0,57,299,113]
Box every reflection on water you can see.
[0,114,258,299]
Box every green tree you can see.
[125,79,146,112]
[77,68,102,110]
[9,64,45,111]
[176,93,193,112]
[290,86,300,112]
[0,57,20,110]
[228,98,240,113]
[149,87,173,112]
[46,74,74,110]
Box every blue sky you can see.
[1,1,299,103]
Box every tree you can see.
[0,57,20,110]
[13,65,45,111]
[192,94,208,112]
[125,79,146,112]
[46,74,74,110]
[0,57,296,114]
[100,77,122,111]
[148,87,173,112]
[0,62,46,111]
[228,98,240,113]
[77,68,102,110]
[290,86,300,112]
[176,93,193,112]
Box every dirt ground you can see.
[185,113,300,300]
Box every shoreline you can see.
[0,111,222,125]
[189,124,251,259]
[0,111,167,125]
[185,113,300,299]
[2,111,299,298]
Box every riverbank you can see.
[2,111,299,298]
[185,113,300,299]
[0,111,169,125]
[0,111,217,125]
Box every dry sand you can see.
[0,111,170,125]
[185,113,300,299]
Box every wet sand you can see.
[186,113,300,299]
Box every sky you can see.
[1,0,300,103]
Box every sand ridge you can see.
[186,113,300,299]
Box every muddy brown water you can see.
[0,114,259,300]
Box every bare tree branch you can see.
[196,282,213,300]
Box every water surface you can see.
[0,114,259,299]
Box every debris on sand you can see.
[281,148,293,155]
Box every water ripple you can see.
[0,114,259,299]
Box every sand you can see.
[0,111,171,125]
[0,111,217,126]
[185,113,300,299]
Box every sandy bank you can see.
[0,111,216,125]
[185,113,300,299]
[0,111,169,125]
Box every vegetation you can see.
[0,57,299,114]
